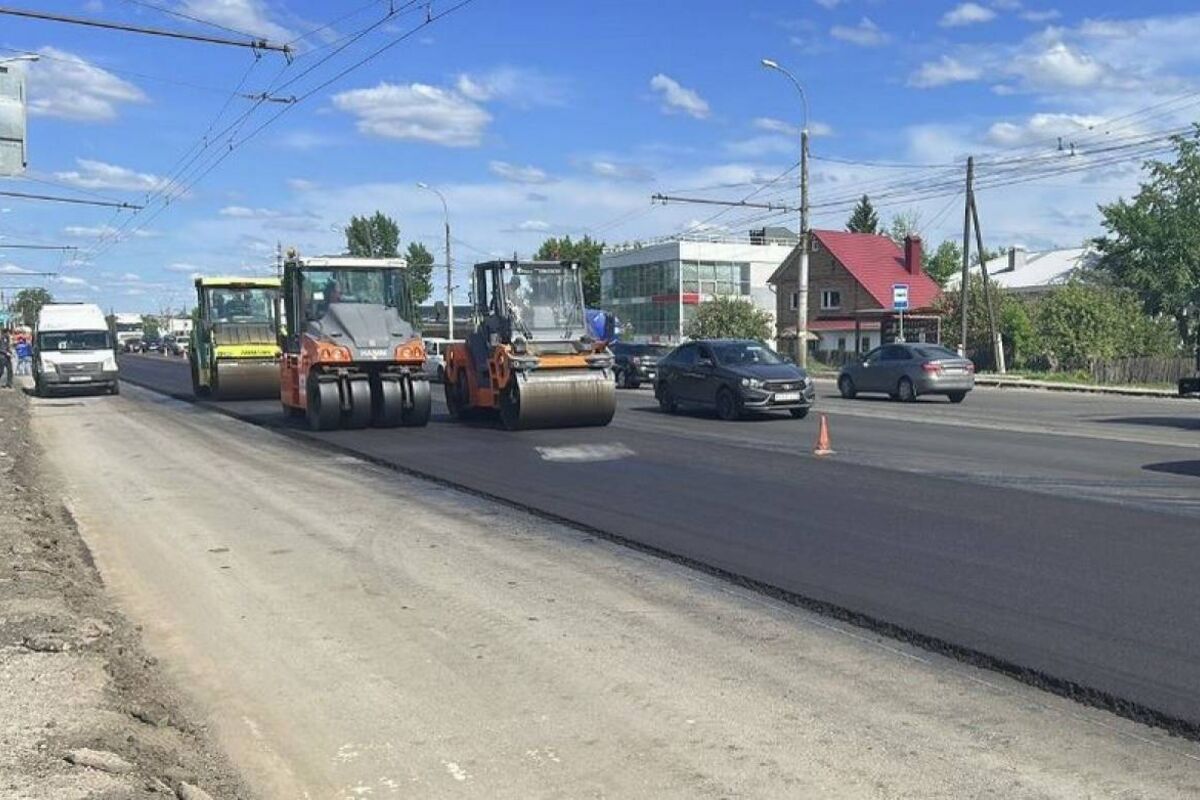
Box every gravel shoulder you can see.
[0,384,248,800]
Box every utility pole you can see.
[970,196,1006,373]
[444,216,453,340]
[959,156,973,357]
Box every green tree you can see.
[141,315,160,338]
[12,287,52,326]
[1033,283,1175,370]
[846,194,879,234]
[535,235,604,306]
[925,240,963,287]
[886,210,921,245]
[684,296,773,341]
[1094,125,1200,348]
[345,211,400,258]
[404,241,435,305]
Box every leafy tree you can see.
[345,211,400,258]
[12,287,52,327]
[1094,126,1200,348]
[925,240,963,287]
[535,235,604,306]
[141,315,160,338]
[684,296,773,341]
[846,194,879,234]
[404,241,435,305]
[886,210,921,245]
[1033,283,1175,370]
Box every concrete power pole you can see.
[959,156,974,357]
[797,127,809,368]
[445,217,453,340]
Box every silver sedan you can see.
[838,343,975,403]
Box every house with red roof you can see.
[768,230,942,358]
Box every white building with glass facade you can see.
[600,229,797,346]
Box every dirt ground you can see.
[0,387,248,800]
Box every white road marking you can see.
[442,760,469,782]
[535,443,635,462]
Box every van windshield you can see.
[38,330,111,351]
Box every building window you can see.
[789,291,799,311]
[837,336,847,352]
[820,290,841,310]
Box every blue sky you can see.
[2,0,1199,312]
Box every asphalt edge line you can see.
[117,372,1200,743]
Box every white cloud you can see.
[724,136,795,158]
[59,276,93,287]
[0,263,35,274]
[908,56,983,88]
[585,160,654,182]
[1014,41,1105,89]
[63,224,155,239]
[277,130,337,150]
[454,67,567,107]
[332,82,491,147]
[219,205,281,219]
[940,3,997,27]
[165,262,203,273]
[985,112,1106,147]
[287,178,318,192]
[649,74,710,119]
[1021,9,1060,22]
[503,220,550,233]
[176,0,296,44]
[813,0,843,7]
[26,47,146,122]
[55,158,166,192]
[488,161,552,184]
[830,17,889,47]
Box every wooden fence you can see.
[1089,356,1195,386]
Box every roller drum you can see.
[212,359,280,400]
[501,368,616,430]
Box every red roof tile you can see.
[812,230,941,310]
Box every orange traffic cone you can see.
[813,413,835,457]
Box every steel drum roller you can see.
[501,368,616,430]
[212,360,280,400]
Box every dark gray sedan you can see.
[655,339,815,420]
[838,343,975,403]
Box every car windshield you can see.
[206,286,278,325]
[503,265,584,339]
[711,341,787,366]
[915,345,961,360]
[39,330,110,351]
[301,268,414,323]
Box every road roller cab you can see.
[444,260,616,430]
[190,277,282,399]
[279,251,431,431]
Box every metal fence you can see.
[1089,356,1195,386]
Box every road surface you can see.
[117,354,1200,733]
[33,382,1200,798]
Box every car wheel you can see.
[948,391,967,404]
[789,408,810,419]
[656,384,677,414]
[837,375,856,399]
[613,368,624,387]
[897,377,917,403]
[715,387,741,421]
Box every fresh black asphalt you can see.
[117,354,1200,734]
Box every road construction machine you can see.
[279,251,430,431]
[443,260,616,430]
[189,276,282,399]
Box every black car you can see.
[654,339,815,420]
[141,336,163,354]
[611,342,673,389]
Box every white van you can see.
[33,303,120,396]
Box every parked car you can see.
[163,335,188,357]
[611,342,672,389]
[141,336,163,354]
[838,342,975,403]
[122,337,143,354]
[423,337,450,382]
[654,339,814,420]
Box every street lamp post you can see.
[761,58,809,368]
[416,182,453,340]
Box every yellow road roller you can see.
[189,276,282,399]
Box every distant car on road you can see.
[122,337,143,354]
[423,337,450,382]
[163,335,188,357]
[141,336,163,354]
[838,342,975,403]
[655,339,814,420]
[611,342,672,389]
